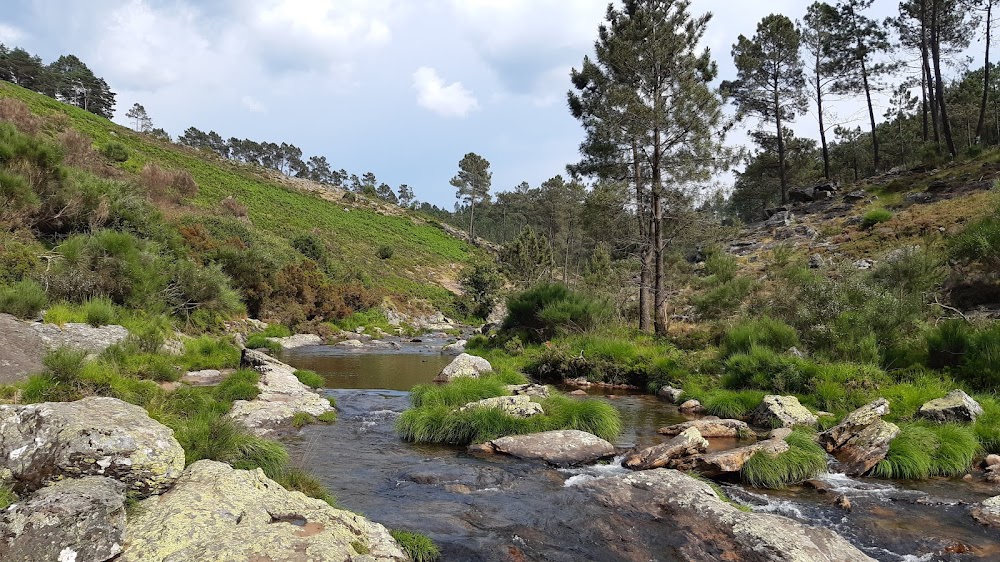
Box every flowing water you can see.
[281,345,1000,561]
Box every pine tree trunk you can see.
[633,141,652,333]
[468,196,476,240]
[652,129,667,337]
[978,3,993,143]
[932,0,958,157]
[775,88,788,204]
[815,52,830,180]
[860,56,880,173]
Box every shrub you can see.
[0,278,47,319]
[720,317,799,358]
[950,214,1000,265]
[82,296,117,327]
[925,320,969,370]
[102,142,129,162]
[503,283,609,343]
[376,245,395,260]
[292,233,327,263]
[740,429,827,488]
[0,98,41,134]
[861,208,893,229]
[293,369,325,389]
[140,163,198,202]
[390,530,440,562]
[218,196,248,218]
[694,277,755,319]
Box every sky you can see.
[0,0,946,207]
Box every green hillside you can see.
[0,81,479,319]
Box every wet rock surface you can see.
[671,431,789,477]
[0,476,126,562]
[623,427,708,471]
[581,469,875,562]
[0,397,184,497]
[121,460,407,562]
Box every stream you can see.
[279,344,1000,561]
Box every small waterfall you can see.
[558,455,630,487]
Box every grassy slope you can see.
[0,81,476,309]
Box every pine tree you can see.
[500,226,554,288]
[450,152,491,239]
[800,2,841,179]
[125,103,153,132]
[724,14,808,205]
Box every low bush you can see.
[528,333,681,388]
[0,278,47,319]
[502,283,609,343]
[861,208,893,229]
[694,276,755,319]
[293,369,325,389]
[720,317,799,359]
[82,296,117,327]
[376,245,395,260]
[390,530,440,562]
[102,142,129,162]
[872,423,979,479]
[740,429,827,488]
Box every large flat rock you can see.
[121,460,407,562]
[581,469,875,561]
[0,313,44,383]
[229,349,334,436]
[0,397,184,497]
[486,429,614,467]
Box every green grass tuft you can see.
[293,369,325,389]
[291,412,315,428]
[0,278,47,319]
[872,423,980,480]
[701,389,765,419]
[0,486,17,510]
[180,336,240,370]
[390,530,441,562]
[740,429,827,489]
[317,410,338,423]
[409,376,509,408]
[274,467,337,506]
[245,333,282,353]
[213,369,260,403]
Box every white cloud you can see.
[0,23,25,44]
[412,66,479,118]
[241,95,266,113]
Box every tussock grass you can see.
[0,486,17,510]
[872,423,979,480]
[213,369,260,403]
[701,389,765,419]
[0,278,47,319]
[390,530,441,562]
[396,394,621,445]
[409,376,509,408]
[245,334,282,353]
[293,369,325,389]
[291,412,315,428]
[720,317,799,359]
[173,413,288,477]
[974,396,1000,454]
[274,467,337,506]
[740,429,827,489]
[179,336,240,370]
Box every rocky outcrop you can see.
[581,469,875,561]
[0,397,184,497]
[506,384,550,398]
[459,395,543,418]
[29,321,129,355]
[918,390,984,423]
[484,430,615,467]
[0,313,44,383]
[971,496,1000,527]
[659,418,749,438]
[229,349,335,436]
[819,399,900,476]
[0,477,126,562]
[433,353,493,382]
[623,427,708,471]
[751,395,818,428]
[121,460,407,562]
[656,385,684,403]
[267,333,322,349]
[671,430,790,477]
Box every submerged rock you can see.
[581,469,875,561]
[751,395,818,428]
[0,476,126,562]
[229,349,335,437]
[121,460,407,562]
[485,430,614,467]
[434,353,493,382]
[459,395,543,418]
[659,418,749,438]
[819,398,900,476]
[0,397,184,497]
[623,427,708,471]
[267,333,322,349]
[918,389,984,423]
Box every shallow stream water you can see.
[280,345,1000,561]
